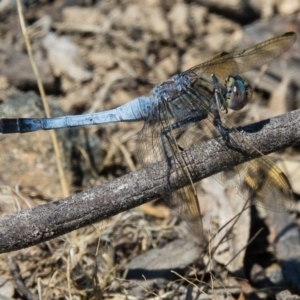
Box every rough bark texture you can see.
[0,109,299,254]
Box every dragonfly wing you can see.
[136,100,205,238]
[171,185,203,238]
[235,156,293,212]
[163,123,204,237]
[179,87,293,213]
[136,113,164,166]
[136,30,295,236]
[209,126,293,212]
[187,32,296,80]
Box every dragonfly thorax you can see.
[224,74,252,111]
[173,73,191,91]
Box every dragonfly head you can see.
[224,75,253,111]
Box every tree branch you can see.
[0,109,299,253]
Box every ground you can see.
[0,0,300,299]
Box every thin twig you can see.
[7,255,38,300]
[16,0,69,197]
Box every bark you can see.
[0,109,299,253]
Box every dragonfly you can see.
[0,32,296,238]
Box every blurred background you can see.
[0,0,299,298]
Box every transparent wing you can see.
[136,99,209,237]
[135,91,235,237]
[186,32,296,80]
[213,159,293,212]
[218,151,293,212]
[136,93,293,238]
[181,88,293,212]
[135,32,294,238]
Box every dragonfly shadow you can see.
[281,259,300,291]
[237,118,271,134]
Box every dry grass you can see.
[0,0,299,299]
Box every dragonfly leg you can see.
[210,74,248,153]
[159,112,208,175]
[162,113,208,136]
[159,113,207,199]
[213,116,247,154]
[213,116,230,142]
[211,74,228,113]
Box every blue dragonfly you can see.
[0,32,296,238]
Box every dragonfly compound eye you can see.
[225,75,252,111]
